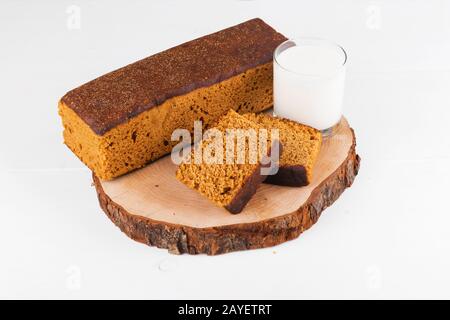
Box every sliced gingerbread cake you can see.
[176,110,281,214]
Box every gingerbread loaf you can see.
[59,18,287,180]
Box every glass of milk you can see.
[273,38,347,135]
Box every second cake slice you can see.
[243,113,322,186]
[176,110,281,214]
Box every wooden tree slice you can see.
[93,118,360,255]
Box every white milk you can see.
[274,40,346,131]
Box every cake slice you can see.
[243,113,322,186]
[176,110,281,214]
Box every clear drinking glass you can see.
[273,38,347,136]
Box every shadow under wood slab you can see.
[93,118,360,255]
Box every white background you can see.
[1,0,450,299]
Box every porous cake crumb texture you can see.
[243,113,322,183]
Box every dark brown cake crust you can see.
[61,18,287,135]
[265,165,308,187]
[93,129,360,255]
[224,165,268,214]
